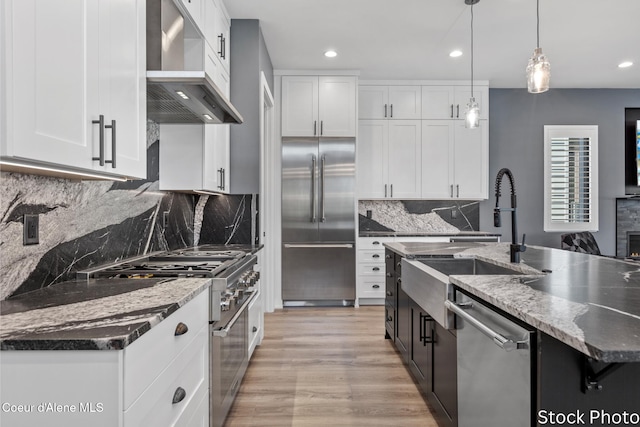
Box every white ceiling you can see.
[226,0,640,88]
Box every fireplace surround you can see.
[616,198,640,258]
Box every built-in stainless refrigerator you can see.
[281,137,356,304]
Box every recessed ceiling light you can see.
[324,50,337,58]
[203,114,213,121]
[618,61,633,68]
[176,91,189,99]
[450,50,463,58]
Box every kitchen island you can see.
[384,241,640,427]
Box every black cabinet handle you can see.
[420,313,434,345]
[372,254,380,258]
[172,387,186,404]
[252,326,258,333]
[384,104,388,118]
[320,120,324,135]
[372,241,380,245]
[372,284,380,289]
[456,104,460,118]
[92,115,105,166]
[390,104,393,118]
[387,316,393,322]
[174,322,189,336]
[314,120,317,136]
[104,120,116,168]
[372,267,380,271]
[450,104,454,118]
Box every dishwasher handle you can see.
[445,300,527,351]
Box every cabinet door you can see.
[213,124,231,193]
[421,121,454,198]
[388,86,421,119]
[453,121,488,199]
[387,120,421,199]
[318,76,356,137]
[410,300,433,393]
[357,120,388,198]
[5,0,97,170]
[101,0,146,179]
[213,0,230,73]
[421,86,455,119]
[281,76,319,137]
[432,322,458,426]
[395,285,410,362]
[358,86,388,119]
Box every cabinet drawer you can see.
[124,325,208,427]
[358,237,392,250]
[358,279,385,298]
[248,289,262,359]
[123,290,208,409]
[358,250,385,263]
[358,262,385,276]
[175,388,209,427]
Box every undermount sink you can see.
[417,258,525,276]
[402,257,523,330]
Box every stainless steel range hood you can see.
[146,0,243,124]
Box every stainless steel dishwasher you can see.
[445,289,535,427]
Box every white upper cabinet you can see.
[421,85,488,120]
[359,86,421,119]
[1,0,146,180]
[357,120,421,199]
[421,120,488,199]
[203,0,230,74]
[281,75,357,137]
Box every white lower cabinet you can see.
[356,236,451,305]
[0,291,209,427]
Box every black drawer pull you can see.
[372,254,380,258]
[172,387,186,404]
[372,284,380,289]
[253,326,258,333]
[174,322,189,336]
[372,241,380,245]
[372,267,380,271]
[387,316,393,322]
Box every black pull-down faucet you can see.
[494,168,526,263]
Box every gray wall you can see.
[229,19,274,194]
[481,89,640,255]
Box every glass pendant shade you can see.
[465,98,480,129]
[527,47,550,93]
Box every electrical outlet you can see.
[451,209,458,220]
[366,210,373,219]
[162,211,170,230]
[23,214,39,245]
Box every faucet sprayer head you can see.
[493,208,502,227]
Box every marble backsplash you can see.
[0,123,255,300]
[359,200,480,233]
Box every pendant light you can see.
[526,0,550,93]
[465,0,480,129]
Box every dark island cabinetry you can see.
[386,249,457,427]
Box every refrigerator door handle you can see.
[284,244,354,249]
[311,155,317,223]
[320,155,326,222]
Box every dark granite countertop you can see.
[385,241,640,363]
[0,277,211,351]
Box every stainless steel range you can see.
[78,246,259,427]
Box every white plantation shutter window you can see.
[544,125,599,232]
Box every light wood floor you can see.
[225,306,438,427]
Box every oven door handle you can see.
[213,292,256,337]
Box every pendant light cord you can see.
[470,4,474,98]
[536,0,540,48]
